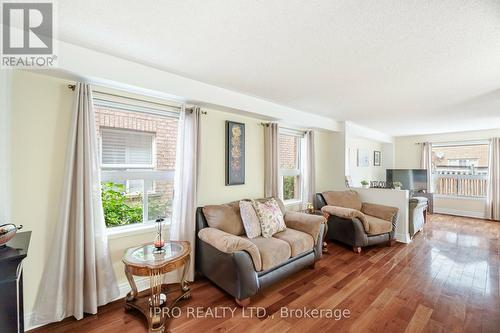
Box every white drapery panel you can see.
[170,106,200,281]
[420,142,433,192]
[32,83,119,326]
[486,138,500,221]
[302,130,315,208]
[264,122,279,197]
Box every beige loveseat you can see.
[195,197,325,306]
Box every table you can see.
[300,209,329,253]
[122,241,191,333]
[0,231,31,333]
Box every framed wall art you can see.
[225,121,245,185]
[374,150,381,166]
[357,149,370,167]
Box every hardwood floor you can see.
[30,214,500,333]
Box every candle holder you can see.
[153,218,166,253]
[306,202,315,214]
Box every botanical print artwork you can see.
[226,121,245,185]
[231,125,242,174]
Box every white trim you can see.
[395,232,411,244]
[279,127,306,137]
[280,168,301,177]
[117,277,151,299]
[101,170,175,182]
[434,208,487,219]
[107,221,171,239]
[284,199,302,207]
[432,139,490,147]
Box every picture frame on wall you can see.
[374,150,381,166]
[225,120,245,185]
[357,149,370,167]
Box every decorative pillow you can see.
[239,200,261,238]
[202,202,245,235]
[252,198,286,238]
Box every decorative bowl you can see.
[0,224,23,248]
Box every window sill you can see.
[107,222,171,240]
[284,199,303,207]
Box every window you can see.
[278,129,304,203]
[431,141,489,197]
[94,92,179,228]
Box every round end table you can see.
[122,241,191,333]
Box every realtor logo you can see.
[1,0,57,67]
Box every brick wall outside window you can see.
[279,134,298,169]
[95,106,178,215]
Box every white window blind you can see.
[101,128,154,168]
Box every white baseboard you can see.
[434,208,487,219]
[395,232,411,244]
[25,277,151,331]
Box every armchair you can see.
[314,191,399,253]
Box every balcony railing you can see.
[434,171,488,197]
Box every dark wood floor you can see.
[30,214,500,333]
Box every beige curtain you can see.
[264,122,279,197]
[302,130,315,207]
[486,138,500,220]
[170,106,200,281]
[32,83,119,326]
[420,142,433,192]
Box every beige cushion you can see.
[283,211,324,242]
[198,227,262,271]
[273,228,314,257]
[247,236,291,271]
[322,191,362,211]
[361,202,398,222]
[321,205,367,226]
[239,200,261,238]
[364,215,393,235]
[252,198,286,238]
[202,202,245,235]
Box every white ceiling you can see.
[58,0,500,136]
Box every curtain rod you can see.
[259,122,307,132]
[414,139,490,145]
[67,84,207,115]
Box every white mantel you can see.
[352,187,410,244]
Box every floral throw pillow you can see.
[252,198,286,238]
[239,200,261,238]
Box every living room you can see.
[1,2,499,333]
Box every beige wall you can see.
[394,129,500,218]
[10,71,75,316]
[197,110,265,205]
[315,130,346,192]
[394,129,500,169]
[9,70,346,319]
[0,70,11,224]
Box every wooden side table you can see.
[122,241,191,333]
[299,209,329,253]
